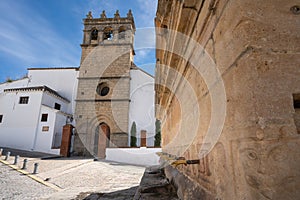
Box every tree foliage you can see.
[130,121,137,147]
[154,119,161,147]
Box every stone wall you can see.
[74,11,135,158]
[155,0,300,199]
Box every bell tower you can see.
[80,10,135,64]
[74,10,136,158]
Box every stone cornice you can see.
[77,76,130,80]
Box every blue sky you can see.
[0,0,157,83]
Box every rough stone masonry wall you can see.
[75,46,132,156]
[155,0,300,199]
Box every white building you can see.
[0,66,156,156]
[0,68,79,154]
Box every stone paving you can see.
[0,148,145,200]
[0,164,54,200]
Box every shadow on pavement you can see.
[75,186,138,200]
[0,147,93,161]
[1,147,55,158]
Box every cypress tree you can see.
[130,121,137,147]
[154,119,161,147]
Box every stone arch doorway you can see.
[94,122,110,159]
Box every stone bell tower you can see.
[74,10,136,158]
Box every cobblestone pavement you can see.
[0,164,54,200]
[0,150,145,200]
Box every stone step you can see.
[133,166,179,200]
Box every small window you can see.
[41,114,48,122]
[42,126,49,132]
[54,103,61,110]
[0,115,3,123]
[19,96,29,104]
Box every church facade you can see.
[73,10,155,158]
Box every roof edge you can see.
[131,62,154,78]
[28,67,79,71]
[4,85,70,103]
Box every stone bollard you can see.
[13,155,19,165]
[4,152,10,160]
[22,159,28,170]
[0,148,3,157]
[33,163,39,174]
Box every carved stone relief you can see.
[234,138,300,199]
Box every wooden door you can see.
[60,124,73,157]
[96,123,110,159]
[140,130,147,147]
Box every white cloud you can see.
[136,0,157,27]
[135,49,152,63]
[0,1,79,69]
[135,28,156,49]
[0,0,158,81]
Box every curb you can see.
[0,159,62,191]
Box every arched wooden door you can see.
[95,122,110,159]
[100,123,110,148]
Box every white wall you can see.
[0,89,70,154]
[0,68,79,114]
[34,104,66,155]
[35,105,57,154]
[0,78,30,93]
[129,69,155,146]
[41,91,69,113]
[28,68,79,114]
[106,147,161,166]
[0,91,43,151]
[0,68,78,154]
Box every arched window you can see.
[118,26,126,39]
[91,29,98,40]
[103,27,113,41]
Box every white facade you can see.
[28,68,79,114]
[129,68,156,147]
[0,68,79,154]
[0,66,156,156]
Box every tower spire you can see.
[114,10,120,19]
[100,10,106,18]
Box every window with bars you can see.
[19,96,29,104]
